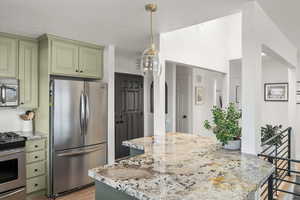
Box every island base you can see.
[95,181,138,200]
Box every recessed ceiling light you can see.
[261,52,267,57]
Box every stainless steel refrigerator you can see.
[49,78,107,197]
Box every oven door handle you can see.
[0,188,25,199]
[0,149,25,158]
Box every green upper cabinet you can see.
[42,34,103,79]
[51,41,79,76]
[0,36,18,78]
[19,40,38,108]
[79,47,103,79]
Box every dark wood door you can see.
[115,73,144,159]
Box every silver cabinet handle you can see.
[85,93,90,134]
[80,92,85,134]
[0,188,25,199]
[57,147,102,157]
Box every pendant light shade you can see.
[141,4,160,76]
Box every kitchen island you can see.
[89,133,274,200]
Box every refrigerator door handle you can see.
[85,93,90,134]
[0,85,6,104]
[57,147,102,157]
[80,92,85,134]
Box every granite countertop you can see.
[89,133,274,200]
[17,131,47,140]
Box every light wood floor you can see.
[28,187,95,200]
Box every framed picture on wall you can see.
[195,86,205,105]
[296,81,300,104]
[264,83,289,102]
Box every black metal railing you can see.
[258,127,300,200]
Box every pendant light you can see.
[141,3,160,76]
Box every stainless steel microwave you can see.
[0,78,19,107]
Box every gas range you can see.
[0,132,26,151]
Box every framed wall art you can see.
[264,83,288,102]
[297,81,300,104]
[195,86,204,105]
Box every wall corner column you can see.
[104,45,115,164]
[241,3,262,155]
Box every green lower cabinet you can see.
[18,40,38,108]
[25,139,47,195]
[0,36,18,78]
[95,181,138,200]
[130,148,144,157]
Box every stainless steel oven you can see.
[0,148,25,200]
[0,79,19,107]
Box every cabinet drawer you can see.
[26,140,45,152]
[26,150,45,163]
[26,161,45,178]
[26,176,46,194]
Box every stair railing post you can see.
[288,127,291,176]
[268,174,273,200]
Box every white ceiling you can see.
[0,0,299,54]
[0,0,247,53]
[257,0,300,54]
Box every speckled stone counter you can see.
[17,131,47,140]
[89,133,274,200]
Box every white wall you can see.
[0,108,26,132]
[115,49,141,75]
[229,60,242,109]
[192,68,225,136]
[102,45,115,164]
[160,13,241,74]
[229,58,290,128]
[261,59,289,128]
[241,1,298,155]
[159,13,241,137]
[165,62,176,132]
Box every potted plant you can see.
[204,103,242,150]
[261,124,282,156]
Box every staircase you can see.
[258,127,300,200]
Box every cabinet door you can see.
[19,41,38,108]
[79,47,102,79]
[51,41,79,76]
[0,36,18,78]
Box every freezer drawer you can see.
[53,143,107,195]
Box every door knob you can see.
[183,115,187,119]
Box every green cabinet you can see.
[51,41,79,76]
[0,36,18,78]
[79,47,103,79]
[19,40,38,108]
[44,35,103,79]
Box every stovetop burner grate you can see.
[0,132,26,150]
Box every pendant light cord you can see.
[150,10,154,47]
